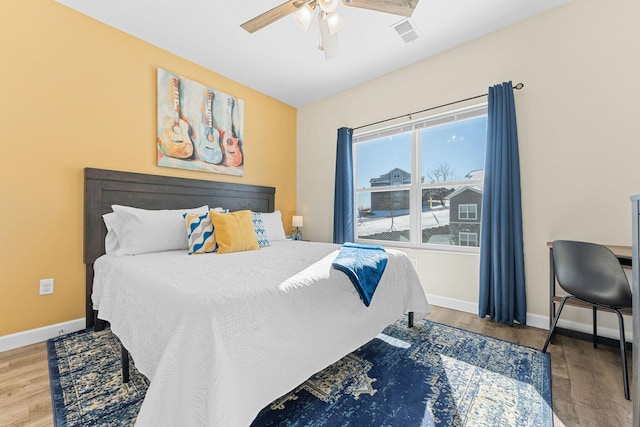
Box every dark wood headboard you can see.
[84,167,276,327]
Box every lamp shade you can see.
[292,215,304,227]
[325,11,344,35]
[293,4,314,31]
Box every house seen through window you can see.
[354,104,487,250]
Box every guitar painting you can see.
[220,97,243,167]
[197,90,223,164]
[158,77,194,159]
[157,68,244,176]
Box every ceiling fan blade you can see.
[341,0,420,17]
[241,0,314,33]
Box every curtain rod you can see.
[353,82,524,131]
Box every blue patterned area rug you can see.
[47,328,149,426]
[47,318,552,426]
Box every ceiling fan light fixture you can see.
[318,0,339,13]
[293,4,314,31]
[325,11,345,35]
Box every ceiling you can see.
[55,0,570,108]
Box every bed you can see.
[84,167,431,426]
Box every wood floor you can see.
[0,306,632,426]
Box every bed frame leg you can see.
[93,310,107,332]
[121,344,130,384]
[408,312,414,328]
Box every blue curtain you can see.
[333,127,354,244]
[478,81,526,325]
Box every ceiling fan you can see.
[241,0,421,59]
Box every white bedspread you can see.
[92,240,430,426]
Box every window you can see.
[459,232,478,247]
[459,204,478,220]
[354,104,487,251]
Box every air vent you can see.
[391,18,419,43]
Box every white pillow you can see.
[107,205,209,256]
[260,210,287,241]
[103,212,123,255]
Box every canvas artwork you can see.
[157,68,244,176]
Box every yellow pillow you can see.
[210,210,260,254]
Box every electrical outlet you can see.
[39,278,54,295]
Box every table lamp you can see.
[292,215,303,240]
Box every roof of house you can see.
[370,167,411,184]
[465,170,485,181]
[445,185,482,200]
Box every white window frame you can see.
[353,103,487,253]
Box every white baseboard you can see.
[0,318,85,353]
[426,294,633,342]
[426,294,478,316]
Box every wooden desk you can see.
[547,242,632,332]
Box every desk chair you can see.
[542,240,632,400]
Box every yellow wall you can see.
[0,1,297,336]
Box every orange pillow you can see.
[209,210,260,254]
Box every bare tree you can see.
[427,162,456,182]
[373,192,399,232]
[427,162,456,207]
[371,190,407,233]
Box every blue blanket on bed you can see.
[332,242,388,307]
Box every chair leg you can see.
[613,309,630,400]
[543,295,570,352]
[592,306,598,349]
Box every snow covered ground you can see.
[356,206,451,236]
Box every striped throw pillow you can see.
[183,212,216,254]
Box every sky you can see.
[355,115,488,190]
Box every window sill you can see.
[354,239,481,255]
